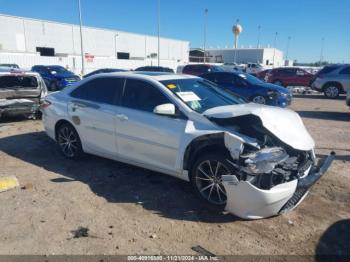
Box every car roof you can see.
[92,71,197,81]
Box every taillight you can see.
[40,100,51,109]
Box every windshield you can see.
[161,78,245,113]
[237,73,264,85]
[0,75,38,89]
[47,66,68,74]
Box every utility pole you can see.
[286,36,291,61]
[320,37,325,66]
[157,0,160,66]
[203,9,208,63]
[257,25,261,48]
[78,0,85,75]
[272,32,278,67]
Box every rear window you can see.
[0,75,38,89]
[317,65,339,75]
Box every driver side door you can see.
[115,78,187,173]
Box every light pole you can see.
[286,36,291,61]
[320,37,325,65]
[157,0,160,66]
[78,0,85,75]
[203,9,208,63]
[272,32,278,67]
[257,25,261,48]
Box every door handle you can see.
[116,114,128,121]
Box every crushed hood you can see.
[204,103,315,151]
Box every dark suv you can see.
[134,66,174,73]
[182,64,224,76]
[266,67,314,87]
[31,65,80,91]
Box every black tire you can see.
[323,83,341,98]
[190,152,236,208]
[56,123,84,159]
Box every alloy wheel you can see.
[252,95,266,104]
[195,160,229,205]
[325,86,339,98]
[57,126,79,158]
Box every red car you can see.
[256,69,271,81]
[265,67,314,87]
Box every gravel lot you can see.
[0,94,349,256]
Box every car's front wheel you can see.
[57,123,84,159]
[252,95,266,104]
[190,152,235,207]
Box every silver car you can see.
[346,90,350,107]
[312,64,350,98]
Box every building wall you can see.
[207,48,284,67]
[0,14,189,73]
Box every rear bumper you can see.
[222,152,335,219]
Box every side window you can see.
[71,77,124,105]
[216,74,234,85]
[122,79,170,112]
[339,66,350,75]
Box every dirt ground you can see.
[0,94,349,256]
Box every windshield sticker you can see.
[176,91,201,102]
[166,84,177,89]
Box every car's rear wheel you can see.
[190,153,235,207]
[252,95,266,104]
[323,83,341,98]
[57,123,83,159]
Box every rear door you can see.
[68,77,124,157]
[115,78,187,173]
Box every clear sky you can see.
[1,0,349,63]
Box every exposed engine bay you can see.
[210,114,315,190]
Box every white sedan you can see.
[41,72,334,219]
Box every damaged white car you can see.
[42,72,334,219]
[0,69,48,119]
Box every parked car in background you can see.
[182,64,224,76]
[0,63,20,69]
[311,64,350,98]
[134,66,174,73]
[31,65,80,91]
[256,69,271,81]
[266,67,314,87]
[41,71,334,219]
[0,69,47,119]
[310,64,343,84]
[201,71,291,108]
[346,90,350,107]
[245,63,264,75]
[83,68,127,78]
[221,62,243,72]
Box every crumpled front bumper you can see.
[222,152,335,219]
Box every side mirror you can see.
[153,103,176,116]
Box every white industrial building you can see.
[206,48,284,67]
[0,14,189,74]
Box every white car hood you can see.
[204,103,315,151]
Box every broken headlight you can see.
[241,147,289,175]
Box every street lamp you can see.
[272,32,278,67]
[257,25,261,48]
[320,37,325,65]
[286,36,291,61]
[78,0,85,75]
[157,0,160,66]
[203,9,208,63]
